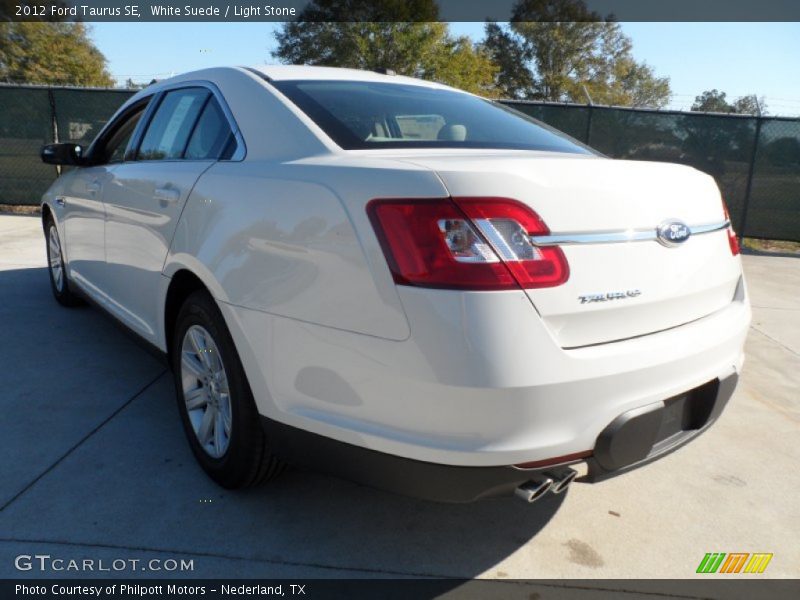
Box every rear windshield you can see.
[272,80,592,154]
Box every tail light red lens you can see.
[721,199,740,256]
[728,228,741,256]
[453,198,569,288]
[367,197,569,291]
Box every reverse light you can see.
[721,199,740,256]
[367,197,569,290]
[454,198,569,288]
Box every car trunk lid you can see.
[397,152,741,347]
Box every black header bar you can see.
[4,579,800,600]
[3,0,800,22]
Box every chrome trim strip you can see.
[530,220,730,247]
[689,220,731,235]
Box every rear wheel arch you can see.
[164,270,211,359]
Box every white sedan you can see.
[40,66,750,503]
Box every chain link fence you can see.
[508,101,800,242]
[0,84,135,206]
[1,84,798,242]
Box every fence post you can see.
[582,85,593,145]
[47,87,61,177]
[739,114,763,240]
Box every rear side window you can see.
[137,88,209,160]
[184,98,235,160]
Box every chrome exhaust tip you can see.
[514,478,553,503]
[547,468,578,494]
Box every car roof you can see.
[247,65,453,90]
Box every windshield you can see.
[271,80,592,154]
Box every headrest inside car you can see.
[437,124,467,141]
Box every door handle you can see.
[154,187,180,204]
[55,196,66,207]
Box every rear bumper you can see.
[222,282,750,468]
[262,372,740,502]
[583,373,737,482]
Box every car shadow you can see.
[0,266,566,580]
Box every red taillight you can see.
[721,199,740,256]
[454,198,569,288]
[367,197,569,291]
[728,228,741,256]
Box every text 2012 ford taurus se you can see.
[40,66,750,503]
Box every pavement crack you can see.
[0,370,168,513]
[749,325,800,358]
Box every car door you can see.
[61,101,147,292]
[102,85,239,342]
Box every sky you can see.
[89,22,800,116]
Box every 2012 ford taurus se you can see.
[40,66,750,503]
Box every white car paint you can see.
[42,66,750,482]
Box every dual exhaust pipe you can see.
[514,468,578,503]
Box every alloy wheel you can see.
[180,325,233,459]
[48,225,64,292]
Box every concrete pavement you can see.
[0,214,798,580]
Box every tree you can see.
[272,0,497,95]
[691,90,766,115]
[124,78,147,90]
[761,136,800,168]
[0,22,113,86]
[691,89,733,113]
[481,22,535,99]
[428,36,499,96]
[731,94,765,116]
[482,0,671,107]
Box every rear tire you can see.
[172,290,283,488]
[45,216,82,307]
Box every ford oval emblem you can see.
[656,220,691,247]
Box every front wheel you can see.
[45,216,81,306]
[172,290,283,488]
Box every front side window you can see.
[137,88,209,160]
[106,109,144,163]
[272,80,592,154]
[91,100,149,165]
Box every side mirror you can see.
[41,143,86,166]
